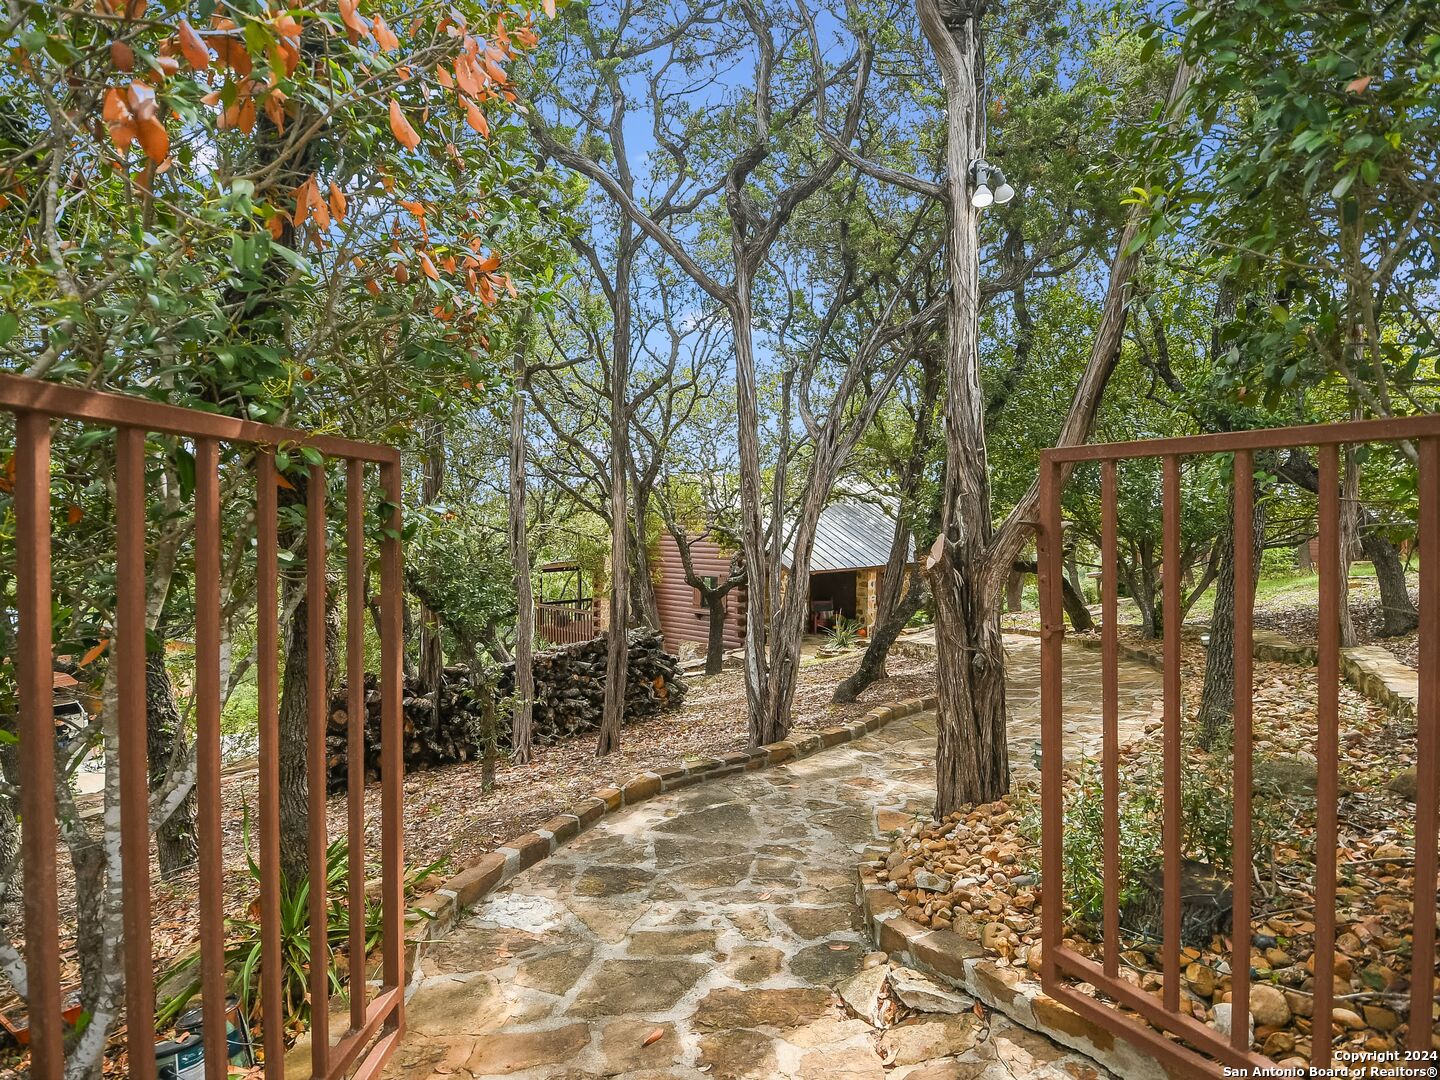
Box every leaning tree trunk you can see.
[1358,526,1417,636]
[1197,468,1267,749]
[832,576,925,704]
[146,651,198,875]
[509,347,536,764]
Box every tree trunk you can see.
[705,595,729,676]
[1013,560,1093,632]
[1359,526,1417,637]
[1296,539,1313,571]
[146,651,198,875]
[509,343,536,764]
[1197,468,1267,748]
[1339,440,1359,647]
[918,0,1012,816]
[1005,570,1024,612]
[277,504,339,888]
[597,227,634,757]
[832,579,925,703]
[1274,448,1419,637]
[730,257,778,747]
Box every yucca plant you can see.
[159,811,444,1035]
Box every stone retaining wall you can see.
[855,862,1184,1080]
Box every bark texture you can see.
[918,0,1194,814]
[146,651,198,875]
[509,348,536,763]
[1197,468,1267,748]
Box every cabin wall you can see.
[654,533,747,653]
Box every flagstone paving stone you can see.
[383,638,1160,1078]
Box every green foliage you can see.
[1137,0,1440,412]
[1020,751,1246,924]
[160,814,446,1033]
[823,615,862,650]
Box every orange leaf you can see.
[464,97,489,137]
[476,253,500,272]
[66,505,84,525]
[399,198,428,218]
[103,87,131,124]
[79,639,110,667]
[329,182,347,222]
[388,99,421,150]
[482,57,507,85]
[136,115,169,163]
[419,251,439,280]
[267,213,286,240]
[110,122,137,152]
[110,40,135,72]
[292,178,313,227]
[435,65,454,89]
[274,471,296,491]
[178,19,210,70]
[364,278,381,296]
[372,14,400,52]
[640,1028,663,1048]
[262,92,286,133]
[455,56,479,96]
[393,261,409,284]
[441,255,457,273]
[1346,75,1372,93]
[338,0,372,38]
[274,39,301,77]
[212,35,252,76]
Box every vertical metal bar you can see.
[1101,460,1120,981]
[14,412,63,1080]
[256,449,284,1079]
[1230,450,1254,1052]
[1162,455,1182,1015]
[346,460,367,1034]
[1412,438,1438,1054]
[306,462,330,1077]
[1037,455,1064,990]
[378,461,405,1023]
[116,427,157,1080]
[1314,443,1341,1070]
[194,439,228,1080]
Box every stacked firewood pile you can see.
[497,628,688,744]
[324,670,488,790]
[324,629,687,789]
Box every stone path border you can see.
[854,863,1179,1080]
[404,693,940,960]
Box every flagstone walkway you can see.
[382,640,1161,1079]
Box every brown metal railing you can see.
[536,597,598,645]
[3,374,406,1080]
[1037,415,1439,1078]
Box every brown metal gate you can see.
[1037,417,1438,1077]
[3,374,406,1079]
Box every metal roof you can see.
[781,497,913,573]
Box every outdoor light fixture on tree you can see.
[969,160,1015,208]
